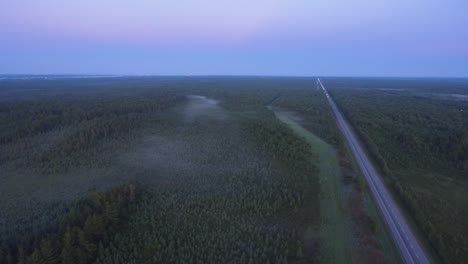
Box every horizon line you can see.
[1,73,468,79]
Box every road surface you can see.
[317,78,430,264]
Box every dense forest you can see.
[0,78,187,258]
[0,77,326,263]
[88,114,320,263]
[1,184,140,264]
[326,78,468,264]
[3,76,439,263]
[0,78,185,172]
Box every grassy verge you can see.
[339,137,402,264]
[274,110,355,264]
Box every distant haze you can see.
[1,0,467,77]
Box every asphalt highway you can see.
[317,78,430,264]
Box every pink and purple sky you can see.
[1,0,467,76]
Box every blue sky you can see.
[1,0,467,76]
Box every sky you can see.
[1,0,467,77]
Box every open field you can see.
[325,77,468,264]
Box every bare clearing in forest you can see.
[184,95,226,121]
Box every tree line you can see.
[0,184,140,264]
[329,85,468,264]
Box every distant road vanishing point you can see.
[317,78,431,264]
